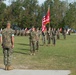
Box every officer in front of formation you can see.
[42,29,47,46]
[29,26,37,55]
[0,21,14,70]
[35,28,40,52]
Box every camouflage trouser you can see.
[3,48,13,66]
[47,35,51,44]
[63,34,66,39]
[57,34,60,39]
[30,41,36,53]
[42,35,47,45]
[52,36,56,45]
[36,41,39,51]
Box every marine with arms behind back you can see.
[0,21,14,70]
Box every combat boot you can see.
[7,66,13,70]
[5,66,7,70]
[33,53,35,56]
[30,53,33,55]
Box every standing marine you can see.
[0,21,14,70]
[29,26,36,55]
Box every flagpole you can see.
[48,5,50,28]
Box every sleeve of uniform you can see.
[0,31,2,36]
[12,33,14,36]
[11,29,15,36]
[0,34,2,36]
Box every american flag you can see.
[42,7,50,32]
[42,16,47,32]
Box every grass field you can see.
[0,34,76,75]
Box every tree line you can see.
[0,0,76,29]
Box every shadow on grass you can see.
[14,51,29,55]
[17,43,30,46]
[17,48,30,51]
[17,43,44,46]
[40,44,43,46]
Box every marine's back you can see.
[2,28,14,48]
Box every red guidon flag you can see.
[42,16,47,32]
[42,7,50,32]
[45,7,50,24]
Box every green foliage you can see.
[0,0,76,29]
[64,2,76,29]
[0,2,6,28]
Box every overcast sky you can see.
[4,0,75,6]
[4,0,46,5]
[38,0,75,4]
[38,0,45,4]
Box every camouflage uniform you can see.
[56,29,60,39]
[35,29,40,51]
[62,29,66,39]
[52,28,56,45]
[29,30,36,55]
[47,28,52,45]
[42,30,47,45]
[1,28,14,66]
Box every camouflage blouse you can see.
[1,28,14,48]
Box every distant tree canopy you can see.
[0,0,76,29]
